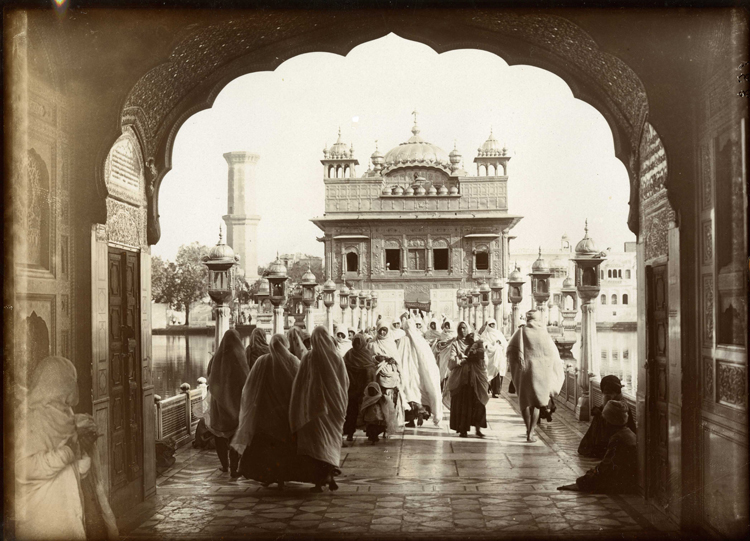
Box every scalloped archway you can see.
[116,12,650,246]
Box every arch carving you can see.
[117,11,650,245]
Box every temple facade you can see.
[311,118,522,321]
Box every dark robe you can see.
[245,328,270,370]
[576,427,637,493]
[342,334,379,438]
[448,340,489,433]
[233,334,300,485]
[578,396,637,458]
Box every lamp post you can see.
[255,277,270,313]
[479,281,491,328]
[203,229,240,353]
[529,248,552,326]
[471,287,480,329]
[507,264,525,332]
[349,289,359,329]
[357,290,367,331]
[490,277,504,326]
[456,289,464,322]
[267,255,289,335]
[571,221,606,422]
[323,279,336,335]
[339,284,349,328]
[371,291,378,325]
[365,291,373,330]
[460,290,470,323]
[300,265,318,332]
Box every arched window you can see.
[618,269,622,278]
[601,294,607,305]
[622,293,629,305]
[611,294,618,305]
[346,252,359,273]
[608,269,612,278]
[625,269,631,279]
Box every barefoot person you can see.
[289,326,349,492]
[232,334,300,489]
[506,310,564,442]
[446,339,490,438]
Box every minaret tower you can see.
[321,128,359,179]
[222,151,261,282]
[474,128,511,177]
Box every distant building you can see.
[279,253,323,270]
[311,117,522,322]
[511,236,637,327]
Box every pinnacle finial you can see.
[375,139,379,151]
[538,246,542,257]
[411,108,420,136]
[218,222,223,243]
[585,219,589,235]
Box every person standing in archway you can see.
[506,310,564,443]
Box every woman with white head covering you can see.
[232,334,300,488]
[390,318,406,342]
[369,320,401,362]
[506,310,565,442]
[334,324,352,357]
[208,329,250,476]
[289,326,350,492]
[435,321,469,389]
[397,313,444,428]
[17,356,118,540]
[422,314,443,345]
[479,318,509,398]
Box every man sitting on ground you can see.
[578,375,636,458]
[559,400,637,494]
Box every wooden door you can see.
[645,264,669,509]
[108,248,143,515]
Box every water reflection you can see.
[152,329,639,398]
[567,329,638,394]
[152,334,213,398]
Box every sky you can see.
[154,33,635,266]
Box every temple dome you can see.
[327,128,351,159]
[383,121,450,173]
[575,221,598,255]
[477,129,506,157]
[563,276,575,288]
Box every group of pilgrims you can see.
[201,308,637,494]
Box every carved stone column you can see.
[576,302,597,422]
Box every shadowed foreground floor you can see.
[119,383,679,539]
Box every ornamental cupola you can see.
[321,127,359,179]
[381,111,452,175]
[371,141,385,174]
[474,128,511,177]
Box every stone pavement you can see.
[119,385,679,539]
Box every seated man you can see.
[578,375,636,458]
[559,400,637,494]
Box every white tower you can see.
[222,151,261,282]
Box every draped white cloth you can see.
[369,321,401,361]
[334,324,352,357]
[16,356,86,540]
[232,334,300,455]
[507,314,565,410]
[480,318,508,380]
[396,317,444,425]
[390,319,406,341]
[289,326,350,468]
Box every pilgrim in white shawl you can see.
[434,321,469,389]
[16,356,118,540]
[334,324,353,357]
[506,310,565,442]
[232,334,300,489]
[447,340,490,438]
[289,326,350,492]
[207,329,250,476]
[369,321,401,362]
[422,315,443,345]
[478,318,509,398]
[397,314,444,428]
[390,318,406,342]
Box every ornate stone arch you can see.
[116,12,651,245]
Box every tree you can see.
[150,243,210,325]
[287,257,324,284]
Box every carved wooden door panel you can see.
[108,248,143,514]
[646,264,669,510]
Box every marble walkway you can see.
[119,385,679,539]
